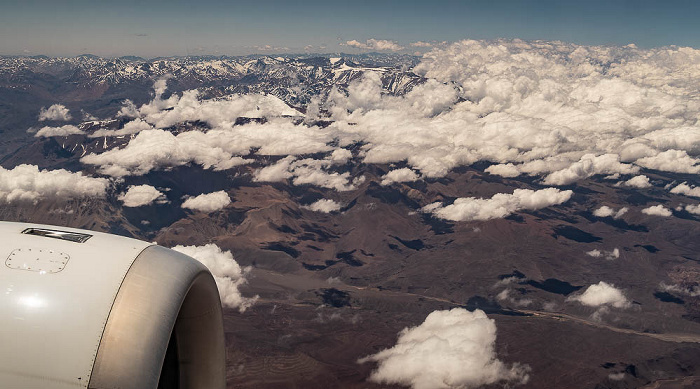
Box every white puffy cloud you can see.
[80,79,327,177]
[543,154,638,186]
[328,148,352,164]
[38,104,71,121]
[253,156,296,182]
[643,127,700,154]
[593,206,628,219]
[34,125,84,138]
[423,188,572,222]
[181,191,231,213]
[291,163,360,191]
[254,157,362,191]
[345,39,404,51]
[635,150,700,174]
[81,129,254,176]
[670,182,700,198]
[586,248,619,260]
[685,204,700,215]
[485,163,521,178]
[138,89,302,129]
[380,168,420,186]
[621,175,652,188]
[569,281,631,309]
[171,243,258,311]
[303,199,342,213]
[359,308,530,389]
[0,164,108,203]
[641,204,672,217]
[118,184,166,207]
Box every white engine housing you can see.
[0,222,225,389]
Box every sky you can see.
[1,0,699,57]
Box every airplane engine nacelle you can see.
[0,222,225,389]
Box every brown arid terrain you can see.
[1,47,699,388]
[2,156,699,388]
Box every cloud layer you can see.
[359,308,529,389]
[78,40,700,195]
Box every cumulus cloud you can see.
[118,184,166,207]
[636,150,700,174]
[80,79,320,177]
[0,164,108,203]
[171,243,258,311]
[181,191,231,213]
[34,125,84,138]
[254,157,363,191]
[569,281,631,309]
[380,168,420,186]
[670,182,700,198]
[38,104,71,121]
[137,90,302,129]
[593,206,628,219]
[345,39,404,51]
[253,156,296,182]
[328,148,352,164]
[303,199,342,213]
[543,154,638,186]
[485,163,521,178]
[81,129,254,176]
[359,308,529,389]
[641,204,672,216]
[685,204,700,215]
[423,188,572,222]
[586,248,619,260]
[621,175,652,188]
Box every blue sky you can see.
[1,0,699,57]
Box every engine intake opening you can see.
[21,228,92,243]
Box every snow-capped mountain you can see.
[0,54,423,155]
